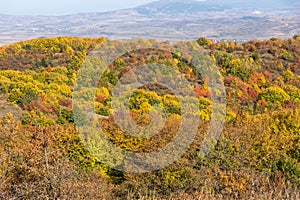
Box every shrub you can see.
[258,87,290,105]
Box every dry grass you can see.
[0,94,23,120]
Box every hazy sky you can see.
[0,0,156,15]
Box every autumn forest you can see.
[0,35,299,199]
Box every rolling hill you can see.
[0,35,299,199]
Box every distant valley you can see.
[0,0,299,45]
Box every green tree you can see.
[197,37,209,46]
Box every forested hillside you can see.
[0,35,299,199]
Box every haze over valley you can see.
[0,0,299,45]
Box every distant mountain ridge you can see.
[137,0,299,14]
[136,0,230,15]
